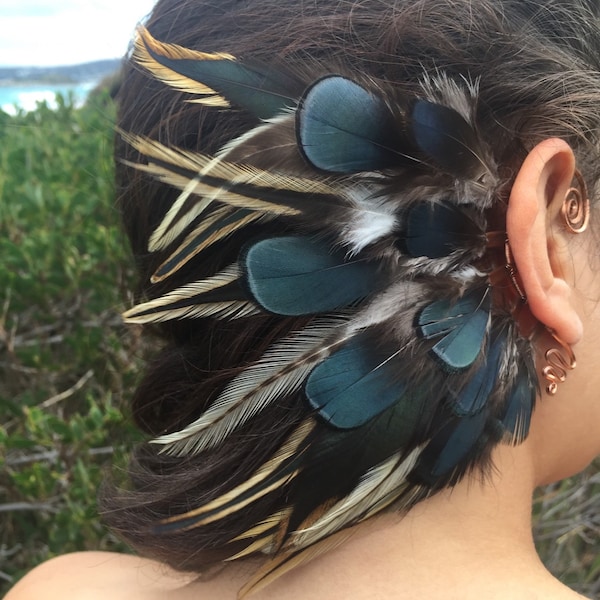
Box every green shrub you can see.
[0,92,142,595]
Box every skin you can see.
[6,139,600,599]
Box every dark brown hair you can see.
[102,0,600,576]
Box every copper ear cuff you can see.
[503,241,526,303]
[542,331,577,395]
[502,170,589,395]
[562,170,590,234]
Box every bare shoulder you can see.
[5,549,592,600]
[4,551,206,600]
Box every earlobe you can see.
[506,138,583,345]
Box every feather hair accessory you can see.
[123,27,540,594]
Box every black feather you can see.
[402,201,484,258]
[410,100,485,179]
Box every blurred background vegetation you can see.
[0,90,144,595]
[0,91,598,598]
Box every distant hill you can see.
[0,59,121,85]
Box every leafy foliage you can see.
[0,92,144,594]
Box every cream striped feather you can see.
[291,446,422,549]
[133,26,235,106]
[151,318,350,456]
[158,421,314,531]
[122,264,257,323]
[151,206,269,283]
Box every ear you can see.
[506,138,582,345]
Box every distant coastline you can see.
[0,59,120,113]
[0,59,121,86]
[0,82,98,114]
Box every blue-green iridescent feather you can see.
[296,76,406,173]
[418,287,491,373]
[498,358,536,442]
[304,335,404,429]
[446,330,504,416]
[410,100,484,179]
[414,408,490,485]
[243,236,380,316]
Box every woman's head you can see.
[105,0,600,590]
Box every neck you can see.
[403,440,537,550]
[344,440,539,571]
[257,440,575,599]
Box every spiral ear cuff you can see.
[562,170,590,234]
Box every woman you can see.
[8,0,600,598]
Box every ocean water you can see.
[0,81,97,115]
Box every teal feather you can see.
[296,76,405,173]
[418,287,491,373]
[414,408,490,484]
[447,331,504,416]
[243,237,380,316]
[498,360,536,442]
[305,336,404,429]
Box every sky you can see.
[0,0,158,67]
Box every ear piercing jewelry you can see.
[542,331,577,395]
[562,170,590,233]
[503,240,578,395]
[503,239,526,303]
